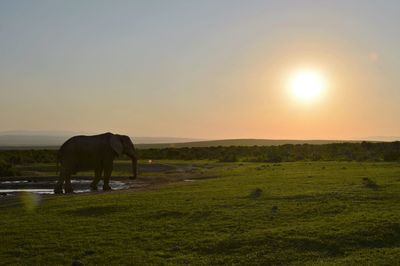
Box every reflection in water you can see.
[1,188,54,194]
[0,180,129,196]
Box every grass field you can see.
[1,161,400,265]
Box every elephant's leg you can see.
[54,169,65,194]
[102,164,113,191]
[91,168,103,191]
[64,172,73,194]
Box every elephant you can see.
[54,132,138,194]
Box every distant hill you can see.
[0,130,85,147]
[366,136,400,142]
[0,131,202,148]
[1,131,397,150]
[0,135,69,147]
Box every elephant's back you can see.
[61,134,109,149]
[59,134,109,162]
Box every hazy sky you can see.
[1,0,399,139]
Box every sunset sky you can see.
[1,1,399,140]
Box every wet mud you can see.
[0,163,214,197]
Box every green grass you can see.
[1,161,400,265]
[14,159,214,177]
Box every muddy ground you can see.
[0,163,217,196]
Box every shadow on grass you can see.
[196,222,400,263]
[331,222,400,249]
[64,205,125,217]
[198,235,343,255]
[271,192,342,202]
[146,210,211,221]
[147,210,185,219]
[248,188,263,199]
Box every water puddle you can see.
[0,188,54,194]
[0,180,129,196]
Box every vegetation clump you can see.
[362,177,379,190]
[249,188,263,199]
[137,141,400,162]
[218,153,238,162]
[383,151,400,161]
[1,141,400,163]
[0,159,19,177]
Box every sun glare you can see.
[289,69,326,103]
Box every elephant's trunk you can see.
[130,157,138,180]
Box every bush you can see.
[249,188,263,199]
[0,159,19,177]
[1,141,400,164]
[362,177,379,190]
[218,153,238,162]
[383,151,400,162]
[265,154,282,163]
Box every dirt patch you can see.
[0,163,217,197]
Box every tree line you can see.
[137,142,400,162]
[0,141,399,170]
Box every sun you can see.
[288,69,326,103]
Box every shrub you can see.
[0,159,19,177]
[249,188,263,199]
[265,154,282,163]
[383,151,400,162]
[218,153,238,162]
[362,177,379,190]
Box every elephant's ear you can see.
[110,135,123,156]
